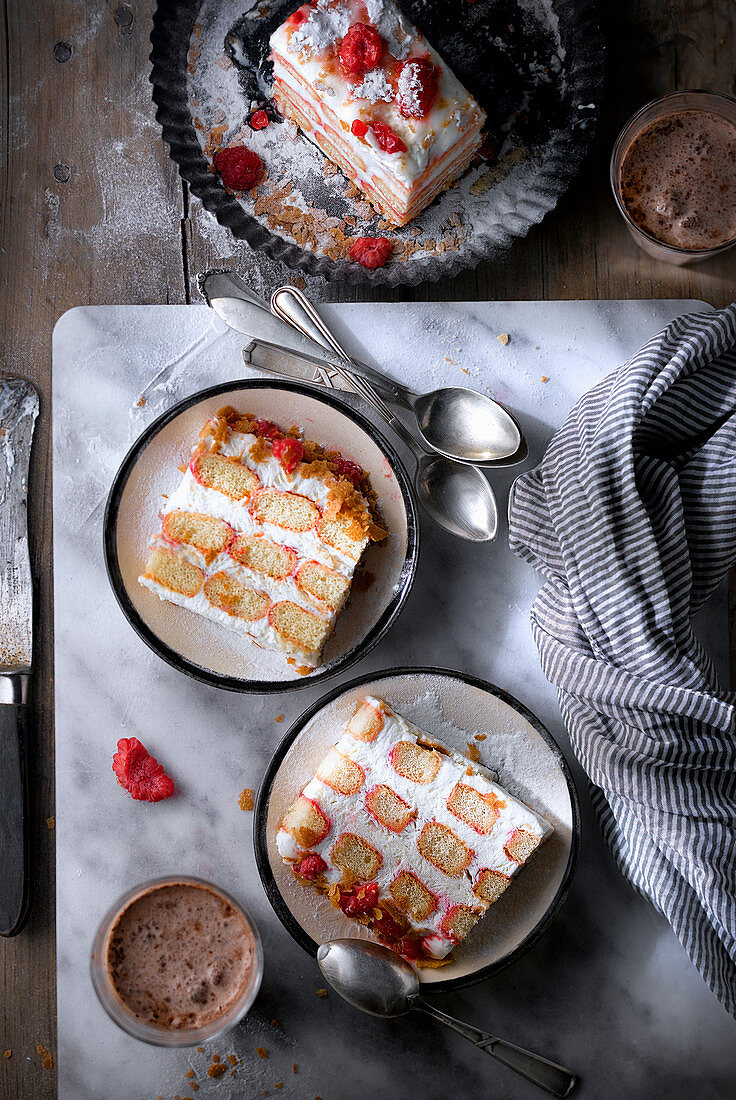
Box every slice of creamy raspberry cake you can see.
[139,407,386,670]
[269,0,486,226]
[277,697,553,964]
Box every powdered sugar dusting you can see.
[353,67,395,104]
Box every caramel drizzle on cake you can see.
[277,697,554,964]
[139,408,386,669]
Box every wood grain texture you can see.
[0,1,734,1097]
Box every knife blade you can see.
[197,269,410,406]
[0,377,38,937]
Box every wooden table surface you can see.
[1,1,734,1096]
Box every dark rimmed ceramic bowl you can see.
[104,380,419,694]
[254,666,580,990]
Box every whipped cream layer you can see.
[278,697,553,960]
[269,0,486,224]
[138,417,372,669]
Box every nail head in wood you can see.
[53,42,72,64]
[114,6,134,28]
[53,164,71,184]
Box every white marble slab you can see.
[53,301,736,1100]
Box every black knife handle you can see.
[0,688,30,937]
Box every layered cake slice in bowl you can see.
[105,381,418,692]
[256,668,579,988]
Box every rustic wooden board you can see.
[1,0,735,1097]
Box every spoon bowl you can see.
[413,386,522,464]
[417,456,498,542]
[317,939,415,1018]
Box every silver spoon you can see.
[272,284,525,466]
[268,292,498,542]
[318,940,577,1098]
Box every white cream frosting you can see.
[277,697,553,958]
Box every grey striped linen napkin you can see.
[508,303,736,1017]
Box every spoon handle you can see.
[271,286,415,409]
[270,288,425,461]
[412,998,577,1097]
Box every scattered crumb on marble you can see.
[207,1063,227,1078]
[474,733,487,741]
[275,713,284,723]
[466,742,481,763]
[498,333,510,345]
[46,816,55,829]
[238,788,255,811]
[317,988,328,998]
[541,375,549,383]
[256,1047,269,1058]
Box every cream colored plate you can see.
[256,668,579,988]
[105,381,418,692]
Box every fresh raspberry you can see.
[399,937,424,960]
[112,738,175,803]
[349,236,393,269]
[293,853,328,880]
[351,118,369,139]
[339,23,383,74]
[272,436,304,474]
[249,109,270,131]
[252,417,281,439]
[369,120,406,155]
[478,132,500,162]
[372,910,406,942]
[397,58,440,119]
[332,455,363,485]
[213,145,264,191]
[339,882,379,916]
[288,8,308,26]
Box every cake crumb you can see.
[136,396,146,407]
[474,733,487,741]
[186,1069,195,1078]
[238,788,255,811]
[36,1045,52,1069]
[228,1055,238,1066]
[317,988,328,998]
[212,1054,220,1063]
[207,1064,227,1079]
[293,1064,298,1074]
[541,375,549,383]
[256,1047,269,1059]
[466,742,481,762]
[275,714,284,723]
[497,333,510,345]
[461,367,469,374]
[46,816,55,829]
[197,1047,204,1052]
[3,1050,11,1059]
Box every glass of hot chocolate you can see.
[90,876,263,1046]
[611,90,736,264]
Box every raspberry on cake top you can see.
[269,0,486,226]
[139,408,386,670]
[277,697,553,963]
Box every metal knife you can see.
[197,269,408,407]
[0,378,38,937]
